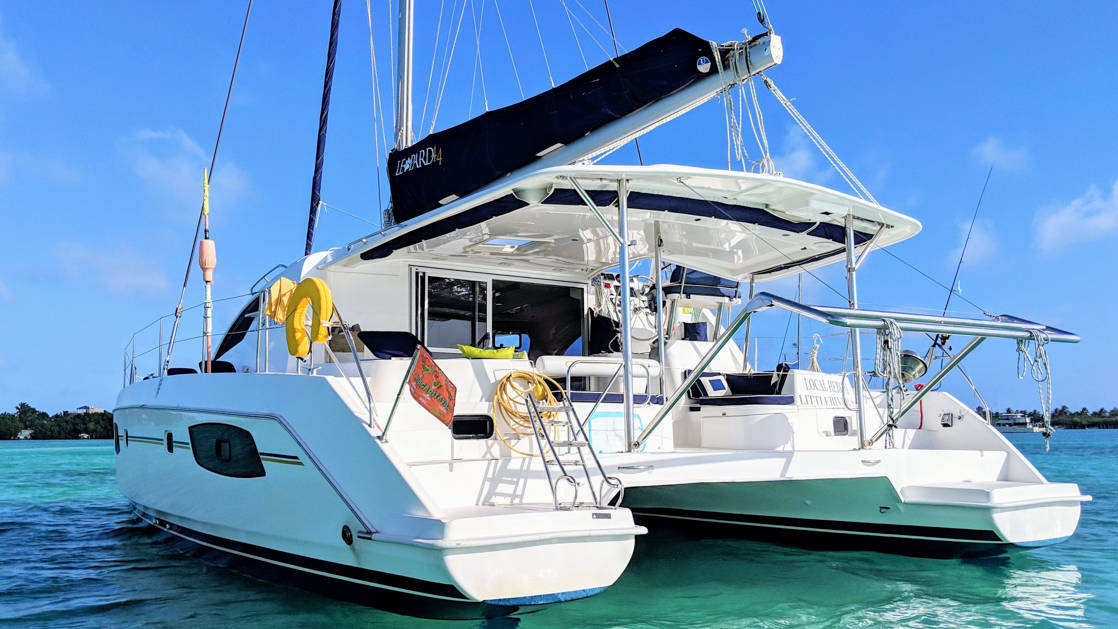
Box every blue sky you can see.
[1,1,1116,414]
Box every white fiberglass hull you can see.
[600,447,1087,557]
[113,374,641,615]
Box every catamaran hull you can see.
[113,375,641,615]
[622,477,1083,558]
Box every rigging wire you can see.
[743,76,774,173]
[365,0,387,213]
[560,0,589,69]
[880,249,992,316]
[417,0,448,136]
[467,0,490,116]
[162,0,252,377]
[318,200,382,227]
[942,166,992,316]
[492,0,524,100]
[603,0,642,165]
[562,1,616,61]
[754,74,996,316]
[574,0,620,47]
[527,0,555,88]
[750,0,774,30]
[429,0,470,133]
[762,75,876,203]
[675,178,848,301]
[386,0,396,125]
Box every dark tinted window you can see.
[492,280,582,360]
[214,298,260,361]
[425,276,487,349]
[165,431,174,454]
[189,423,265,478]
[833,416,849,436]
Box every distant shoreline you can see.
[8,437,113,441]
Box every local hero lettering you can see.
[797,376,846,408]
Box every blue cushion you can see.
[664,267,740,299]
[697,373,730,397]
[697,394,794,406]
[356,331,422,359]
[683,321,709,341]
[565,392,665,405]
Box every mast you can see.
[305,0,343,256]
[394,0,414,150]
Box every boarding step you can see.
[551,440,589,448]
[535,405,570,414]
[546,460,584,466]
[900,481,1088,507]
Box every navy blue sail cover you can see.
[386,29,729,223]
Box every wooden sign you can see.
[407,347,456,427]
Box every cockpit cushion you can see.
[356,331,423,359]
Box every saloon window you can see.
[414,270,585,359]
[417,274,488,352]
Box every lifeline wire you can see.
[163,0,252,377]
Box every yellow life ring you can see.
[285,277,333,356]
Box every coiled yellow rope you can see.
[492,371,565,456]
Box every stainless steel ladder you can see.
[524,394,624,509]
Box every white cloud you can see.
[1034,180,1118,255]
[55,242,169,296]
[119,127,248,218]
[946,218,997,267]
[771,127,834,185]
[0,14,46,95]
[972,136,1028,171]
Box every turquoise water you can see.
[1,433,1114,627]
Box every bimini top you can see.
[329,164,921,282]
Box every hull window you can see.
[451,415,494,440]
[113,423,120,454]
[188,423,266,478]
[832,416,850,436]
[165,431,174,454]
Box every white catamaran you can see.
[115,0,1088,616]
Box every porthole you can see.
[113,423,120,454]
[124,429,129,447]
[165,431,174,454]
